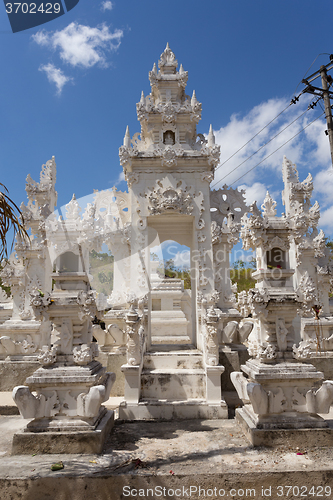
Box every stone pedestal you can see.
[12,410,115,455]
[12,361,116,453]
[12,271,116,454]
[232,358,333,445]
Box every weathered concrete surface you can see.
[0,361,40,391]
[1,415,333,499]
[304,355,333,381]
[12,411,115,455]
[97,351,126,397]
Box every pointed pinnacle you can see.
[208,124,215,147]
[152,62,157,74]
[140,91,145,103]
[124,126,131,148]
[166,42,170,50]
[179,64,184,74]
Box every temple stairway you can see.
[119,345,228,420]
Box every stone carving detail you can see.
[247,288,270,319]
[261,191,277,217]
[258,343,277,361]
[77,291,97,321]
[143,176,201,217]
[306,381,333,414]
[65,194,81,221]
[262,235,289,252]
[38,345,58,366]
[201,291,220,366]
[161,146,177,168]
[223,321,253,344]
[276,318,288,351]
[292,340,316,360]
[29,288,51,320]
[296,272,318,317]
[73,344,95,366]
[240,202,268,251]
[210,185,248,225]
[125,302,143,366]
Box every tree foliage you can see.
[155,258,191,289]
[230,259,256,294]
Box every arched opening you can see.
[149,240,192,346]
[163,130,175,145]
[147,216,195,348]
[89,248,114,298]
[266,247,286,269]
[57,251,79,273]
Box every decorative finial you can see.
[208,124,215,147]
[261,191,277,217]
[159,44,177,73]
[140,91,145,104]
[179,64,184,74]
[72,194,76,200]
[123,126,131,148]
[152,62,157,75]
[191,90,197,107]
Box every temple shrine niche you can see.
[1,45,333,451]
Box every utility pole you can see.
[320,65,333,168]
[293,55,333,168]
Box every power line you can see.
[227,111,325,187]
[292,53,331,97]
[211,107,310,189]
[216,102,292,170]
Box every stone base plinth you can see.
[236,407,333,447]
[118,400,228,421]
[12,409,114,455]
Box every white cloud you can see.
[101,1,113,11]
[238,182,267,206]
[116,171,125,184]
[212,96,327,189]
[319,205,333,232]
[39,63,73,95]
[32,22,123,69]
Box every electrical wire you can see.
[226,111,325,187]
[216,102,292,170]
[215,55,331,182]
[211,107,311,189]
[292,53,331,97]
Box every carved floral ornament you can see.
[138,175,204,219]
[261,191,277,217]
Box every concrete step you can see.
[119,400,228,420]
[143,351,203,370]
[151,335,191,345]
[141,369,206,400]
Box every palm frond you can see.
[0,183,29,261]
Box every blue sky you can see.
[1,0,333,247]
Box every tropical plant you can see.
[0,183,29,261]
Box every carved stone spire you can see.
[123,126,131,148]
[207,124,215,147]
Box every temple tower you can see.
[118,44,227,419]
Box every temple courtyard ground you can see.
[0,393,332,499]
